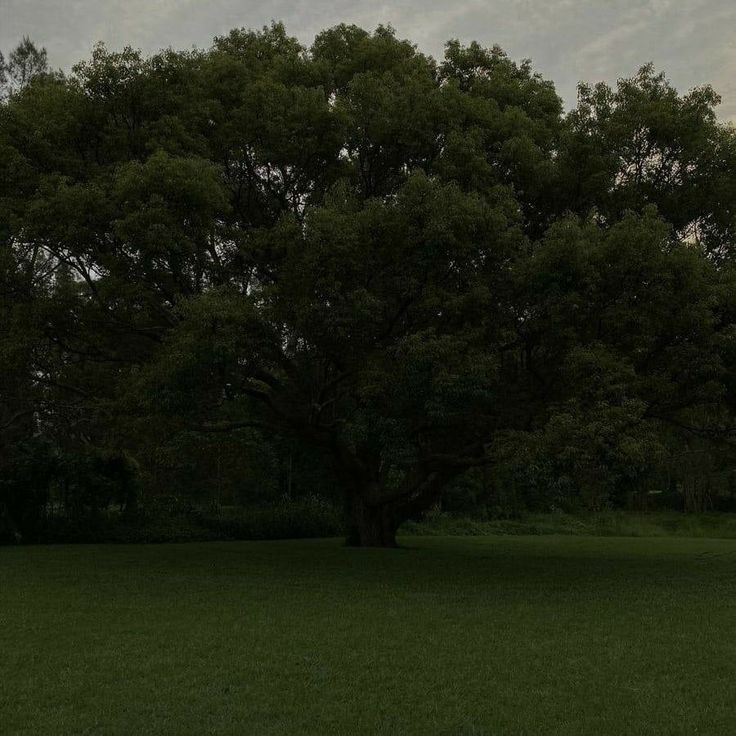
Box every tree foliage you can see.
[2,24,736,545]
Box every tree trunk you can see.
[345,494,401,547]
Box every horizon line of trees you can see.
[2,24,736,546]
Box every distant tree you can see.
[0,37,49,96]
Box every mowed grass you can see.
[2,536,736,735]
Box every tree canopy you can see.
[2,25,736,545]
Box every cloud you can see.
[1,0,735,119]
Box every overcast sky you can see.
[1,0,735,120]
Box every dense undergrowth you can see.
[13,497,736,544]
[29,496,344,544]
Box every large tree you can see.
[1,24,734,545]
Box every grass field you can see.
[2,535,736,735]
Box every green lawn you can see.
[2,536,736,735]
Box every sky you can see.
[1,0,735,120]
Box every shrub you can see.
[19,494,344,544]
[196,495,344,541]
